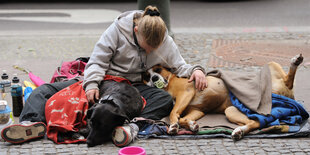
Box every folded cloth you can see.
[198,126,233,135]
[135,118,168,139]
[45,81,88,144]
[207,64,272,115]
[230,92,309,129]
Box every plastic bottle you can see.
[11,74,23,117]
[0,70,11,100]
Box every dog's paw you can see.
[231,126,244,141]
[291,54,304,66]
[189,121,199,132]
[168,123,179,135]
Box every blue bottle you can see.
[11,75,23,117]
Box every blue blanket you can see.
[230,92,309,129]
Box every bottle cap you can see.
[12,76,20,83]
[1,70,8,80]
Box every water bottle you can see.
[11,74,23,117]
[0,70,11,100]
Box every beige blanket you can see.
[207,64,272,115]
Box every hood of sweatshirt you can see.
[114,10,143,47]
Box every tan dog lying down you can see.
[143,54,304,140]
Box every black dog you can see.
[85,80,143,147]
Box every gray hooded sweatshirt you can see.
[83,10,205,92]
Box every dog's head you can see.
[86,98,127,147]
[143,64,172,89]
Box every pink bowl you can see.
[119,146,146,155]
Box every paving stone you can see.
[32,153,45,155]
[178,150,192,155]
[278,149,291,154]
[240,150,255,155]
[43,144,55,148]
[42,140,54,144]
[303,149,310,152]
[20,144,32,149]
[31,147,44,152]
[189,149,201,154]
[267,152,281,155]
[177,146,190,151]
[263,147,280,152]
[57,148,71,153]
[150,150,165,155]
[225,146,238,151]
[19,149,31,153]
[58,153,72,155]
[294,152,307,155]
[200,147,215,152]
[298,143,310,149]
[228,150,242,154]
[236,146,249,151]
[253,149,266,154]
[222,139,234,144]
[55,144,67,149]
[165,149,179,154]
[9,145,21,149]
[88,149,103,154]
[44,151,57,155]
[72,151,88,155]
[8,148,20,153]
[260,143,272,147]
[0,152,8,155]
[290,149,304,153]
[202,151,218,155]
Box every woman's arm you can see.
[83,23,119,103]
[158,35,207,90]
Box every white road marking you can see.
[0,9,121,24]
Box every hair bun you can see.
[145,9,160,16]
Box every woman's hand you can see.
[86,89,99,105]
[188,70,207,91]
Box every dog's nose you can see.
[152,75,159,82]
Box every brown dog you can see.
[143,54,304,140]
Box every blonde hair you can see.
[136,5,167,48]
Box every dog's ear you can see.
[110,106,128,120]
[163,66,173,72]
[154,64,172,73]
[142,71,150,83]
[154,67,162,74]
[100,100,129,120]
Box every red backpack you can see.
[50,57,89,83]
